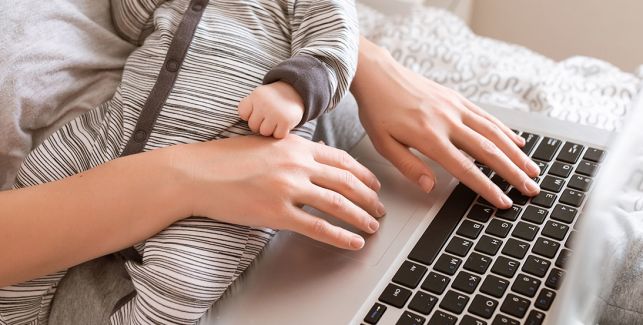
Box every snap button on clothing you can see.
[192,3,204,11]
[166,60,179,72]
[133,130,147,142]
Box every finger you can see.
[462,98,525,147]
[464,113,540,178]
[453,126,540,197]
[237,96,253,121]
[298,185,379,234]
[259,119,277,137]
[374,135,437,193]
[313,144,381,192]
[415,138,512,209]
[247,112,264,133]
[310,163,385,218]
[286,208,365,250]
[273,123,289,139]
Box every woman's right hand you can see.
[168,134,385,250]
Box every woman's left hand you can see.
[351,37,540,209]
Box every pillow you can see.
[0,0,135,189]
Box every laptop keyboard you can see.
[363,130,605,325]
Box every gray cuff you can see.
[262,54,331,126]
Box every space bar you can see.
[408,183,477,265]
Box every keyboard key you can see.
[440,290,469,314]
[408,184,477,265]
[548,161,573,178]
[520,133,540,155]
[457,220,484,239]
[422,271,451,294]
[480,274,509,298]
[556,249,572,269]
[495,205,521,221]
[541,221,569,240]
[521,205,548,224]
[576,160,598,177]
[393,261,428,288]
[532,237,560,258]
[568,174,592,191]
[477,165,494,177]
[583,147,604,162]
[532,137,561,162]
[511,273,541,297]
[559,188,585,207]
[522,255,551,277]
[532,160,548,176]
[492,314,519,325]
[502,238,530,259]
[507,189,529,205]
[428,310,457,325]
[408,291,438,315]
[468,204,495,223]
[531,191,557,208]
[396,311,425,325]
[550,204,577,224]
[535,288,556,311]
[464,252,492,274]
[565,231,576,248]
[475,235,503,256]
[364,303,387,324]
[468,294,498,319]
[486,219,512,238]
[512,221,539,241]
[452,271,481,294]
[556,142,584,163]
[526,310,546,325]
[461,314,488,325]
[540,175,565,193]
[500,294,530,318]
[445,236,473,257]
[545,268,565,289]
[379,283,412,308]
[434,254,462,276]
[492,174,510,192]
[491,256,520,278]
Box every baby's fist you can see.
[237,81,304,139]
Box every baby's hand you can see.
[237,81,304,139]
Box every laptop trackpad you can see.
[290,158,433,266]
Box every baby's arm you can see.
[238,0,359,138]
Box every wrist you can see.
[132,146,192,223]
[351,37,396,106]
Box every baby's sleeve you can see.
[263,0,359,125]
[110,0,166,45]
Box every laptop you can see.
[202,93,643,325]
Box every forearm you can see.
[0,148,187,287]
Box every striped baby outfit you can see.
[0,0,358,324]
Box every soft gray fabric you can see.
[0,0,134,190]
[49,256,134,325]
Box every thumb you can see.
[237,96,253,121]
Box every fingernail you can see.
[374,179,382,191]
[526,160,540,176]
[369,220,380,232]
[376,204,387,218]
[524,179,540,195]
[419,175,435,193]
[519,136,526,146]
[350,235,365,249]
[501,194,513,208]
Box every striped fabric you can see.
[0,0,357,324]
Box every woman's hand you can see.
[351,37,540,209]
[0,135,383,286]
[170,134,385,250]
